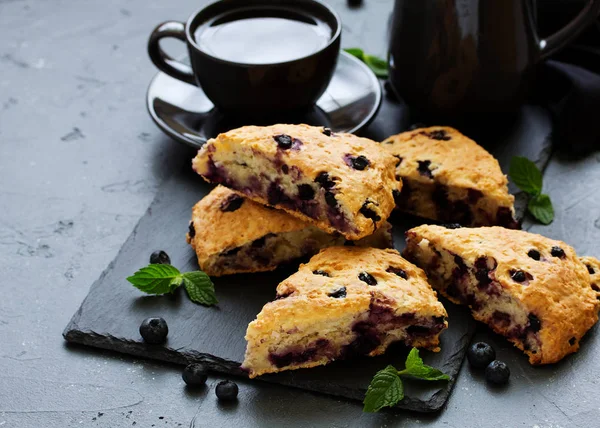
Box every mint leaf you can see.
[528,193,554,225]
[344,47,365,60]
[509,156,543,195]
[363,365,404,412]
[127,264,182,295]
[182,271,218,306]
[363,348,450,412]
[364,55,388,78]
[344,48,388,78]
[127,264,218,305]
[509,156,554,225]
[400,348,450,381]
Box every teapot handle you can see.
[539,0,600,59]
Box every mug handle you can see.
[538,0,600,59]
[148,21,196,85]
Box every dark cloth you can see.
[539,57,600,154]
[536,9,600,154]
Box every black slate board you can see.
[64,103,554,412]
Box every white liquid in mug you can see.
[195,12,332,65]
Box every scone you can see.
[186,186,393,276]
[403,225,599,364]
[381,127,519,228]
[192,124,401,240]
[242,247,448,378]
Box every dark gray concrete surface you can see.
[1,0,599,427]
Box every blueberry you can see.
[492,311,511,326]
[485,360,510,385]
[454,255,468,276]
[467,188,483,203]
[510,270,527,282]
[587,264,595,275]
[281,164,289,174]
[359,201,381,222]
[406,325,431,336]
[139,317,168,344]
[188,221,196,238]
[273,134,293,149]
[314,172,336,189]
[467,342,496,368]
[328,287,347,298]
[527,249,541,261]
[550,246,565,258]
[442,223,462,229]
[313,270,330,277]
[496,207,520,229]
[251,236,266,248]
[224,247,240,256]
[322,127,332,136]
[528,313,541,332]
[297,184,315,200]
[386,266,408,279]
[182,363,208,387]
[324,191,337,208]
[345,155,370,171]
[150,250,170,265]
[474,257,493,288]
[215,380,239,401]
[267,183,286,205]
[358,272,377,285]
[425,129,451,141]
[417,160,434,179]
[220,194,244,212]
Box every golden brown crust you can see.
[275,247,446,316]
[243,247,448,378]
[381,127,517,226]
[404,225,599,365]
[186,186,393,276]
[192,124,401,240]
[187,186,305,263]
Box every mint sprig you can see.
[344,48,388,78]
[363,348,450,413]
[363,365,403,413]
[127,264,217,306]
[509,156,554,225]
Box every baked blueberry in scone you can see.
[403,225,600,364]
[192,124,401,240]
[186,186,393,276]
[242,247,448,378]
[580,256,600,301]
[381,127,519,228]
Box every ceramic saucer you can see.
[146,51,382,148]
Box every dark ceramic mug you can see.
[388,0,600,114]
[148,0,341,113]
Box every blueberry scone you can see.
[403,225,600,364]
[381,127,519,228]
[242,247,448,378]
[186,186,393,276]
[192,124,401,240]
